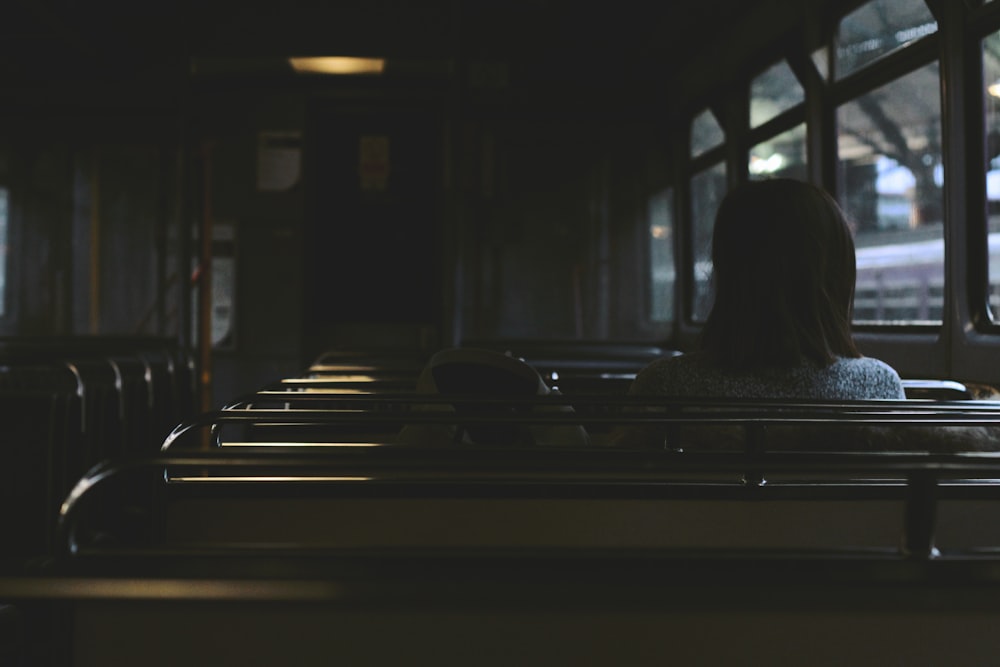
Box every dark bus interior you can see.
[6,1,1000,665]
[0,0,854,403]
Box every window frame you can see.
[660,0,1000,384]
[970,5,1000,334]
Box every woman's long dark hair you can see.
[700,178,860,368]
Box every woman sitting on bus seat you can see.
[630,178,905,402]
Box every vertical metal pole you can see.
[198,141,213,419]
[902,472,939,559]
[155,143,169,336]
[939,0,977,380]
[89,147,101,334]
[592,156,611,339]
[175,118,198,422]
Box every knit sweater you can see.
[628,351,906,400]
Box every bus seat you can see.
[902,379,973,400]
[399,347,590,447]
[430,347,544,445]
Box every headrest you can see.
[428,347,549,397]
[422,347,548,446]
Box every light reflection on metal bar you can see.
[939,479,1000,486]
[167,476,374,483]
[286,388,370,395]
[0,577,347,600]
[218,442,383,448]
[281,375,381,383]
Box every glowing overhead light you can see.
[288,57,385,75]
[990,79,1000,98]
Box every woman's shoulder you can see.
[827,356,906,399]
[831,355,900,376]
[629,352,709,396]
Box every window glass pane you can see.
[690,162,727,321]
[691,109,724,158]
[190,223,236,347]
[648,187,674,322]
[984,32,1000,319]
[838,62,943,324]
[750,61,805,128]
[749,123,807,181]
[811,47,830,81]
[836,0,937,79]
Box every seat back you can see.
[429,348,544,445]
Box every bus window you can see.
[750,60,804,129]
[983,30,1000,320]
[690,162,727,321]
[838,62,944,324]
[835,0,938,80]
[691,109,724,159]
[749,123,807,181]
[648,187,675,323]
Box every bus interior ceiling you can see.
[0,0,982,403]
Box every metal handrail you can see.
[57,447,1000,558]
